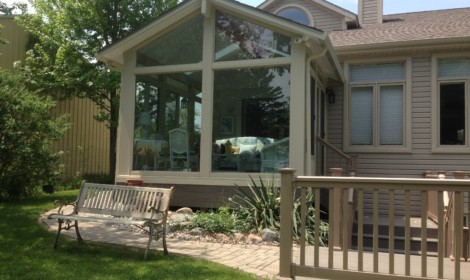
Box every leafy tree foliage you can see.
[0,69,69,197]
[0,1,26,15]
[16,0,178,176]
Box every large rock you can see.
[261,228,280,243]
[248,233,263,244]
[176,207,194,215]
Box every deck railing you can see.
[279,168,470,280]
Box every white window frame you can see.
[432,53,470,153]
[116,8,309,185]
[343,58,412,153]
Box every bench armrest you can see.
[53,200,78,215]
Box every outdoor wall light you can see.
[181,97,188,109]
[327,89,335,104]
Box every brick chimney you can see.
[358,0,383,25]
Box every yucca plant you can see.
[229,175,329,245]
[230,175,280,231]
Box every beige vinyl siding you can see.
[327,56,470,216]
[51,97,110,178]
[0,16,27,70]
[263,0,345,32]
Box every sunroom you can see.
[97,0,343,195]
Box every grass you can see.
[0,190,259,280]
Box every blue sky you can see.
[237,0,469,14]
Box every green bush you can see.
[229,175,329,245]
[0,69,69,198]
[190,209,237,234]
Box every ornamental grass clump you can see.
[229,175,329,246]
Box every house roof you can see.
[329,8,470,51]
[258,0,357,23]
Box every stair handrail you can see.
[316,135,358,175]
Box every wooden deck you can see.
[294,246,470,279]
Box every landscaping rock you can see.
[261,228,280,243]
[248,233,263,244]
[189,227,204,236]
[176,207,194,215]
[233,232,247,242]
[214,233,230,242]
[170,213,191,223]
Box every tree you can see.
[16,0,178,178]
[0,69,69,197]
[0,1,27,15]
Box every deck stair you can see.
[351,215,439,256]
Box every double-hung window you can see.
[436,57,470,150]
[347,62,409,152]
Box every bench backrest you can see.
[76,182,173,220]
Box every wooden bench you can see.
[47,181,174,260]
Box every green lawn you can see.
[0,190,259,280]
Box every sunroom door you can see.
[308,75,327,176]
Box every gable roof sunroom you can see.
[96,0,343,82]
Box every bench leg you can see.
[53,219,64,249]
[75,221,83,243]
[162,229,168,255]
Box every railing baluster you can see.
[358,189,363,272]
[438,190,444,279]
[342,188,349,270]
[373,189,379,273]
[300,187,306,266]
[405,190,411,276]
[328,187,334,269]
[421,190,428,278]
[314,187,320,268]
[454,191,463,280]
[389,189,395,275]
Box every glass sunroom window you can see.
[133,72,202,171]
[136,15,204,66]
[212,67,290,173]
[215,11,291,61]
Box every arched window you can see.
[277,7,311,26]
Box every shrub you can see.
[190,208,236,234]
[0,69,69,198]
[229,175,329,245]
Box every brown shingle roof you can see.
[329,8,470,48]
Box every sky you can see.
[237,0,470,14]
[1,0,469,15]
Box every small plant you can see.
[190,208,237,234]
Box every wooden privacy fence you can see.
[279,168,470,280]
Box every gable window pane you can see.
[351,87,373,145]
[215,11,291,62]
[136,15,203,66]
[277,7,310,25]
[380,85,403,145]
[440,83,465,145]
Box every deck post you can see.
[279,168,295,278]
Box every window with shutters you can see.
[345,61,410,152]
